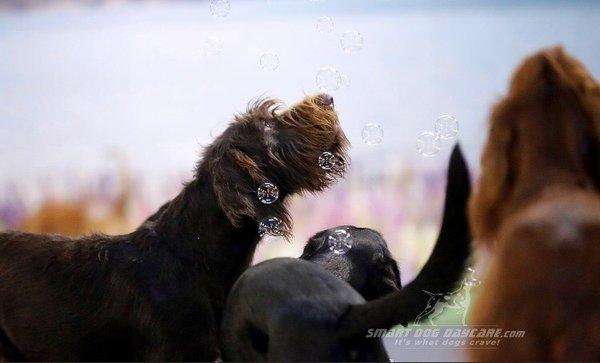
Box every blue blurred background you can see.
[1,0,599,360]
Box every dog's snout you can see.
[316,94,334,108]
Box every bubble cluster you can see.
[316,67,342,92]
[434,115,459,140]
[328,228,354,255]
[361,123,384,146]
[316,16,334,34]
[260,52,280,71]
[257,182,279,204]
[340,30,364,54]
[416,132,441,157]
[209,0,230,18]
[258,216,285,237]
[203,36,223,56]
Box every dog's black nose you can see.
[316,94,334,108]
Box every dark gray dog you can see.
[300,226,401,301]
[221,145,471,362]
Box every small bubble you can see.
[340,30,364,54]
[416,132,441,157]
[257,182,279,204]
[328,228,353,255]
[434,115,459,140]
[316,16,334,34]
[209,0,230,17]
[339,73,350,89]
[260,52,280,71]
[316,67,342,92]
[318,151,336,170]
[203,36,223,56]
[258,216,285,237]
[362,123,384,146]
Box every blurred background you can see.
[1,0,599,361]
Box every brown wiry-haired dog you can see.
[469,47,600,361]
[0,94,348,361]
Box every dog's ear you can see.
[543,48,600,190]
[212,149,265,227]
[299,230,328,259]
[469,101,514,245]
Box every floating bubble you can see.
[260,52,280,71]
[316,16,334,34]
[361,123,384,146]
[340,30,364,54]
[257,182,279,204]
[434,115,459,140]
[339,73,350,89]
[465,267,481,287]
[328,228,353,255]
[209,0,230,17]
[316,67,342,92]
[203,36,223,56]
[416,132,441,157]
[258,216,285,237]
[318,151,336,170]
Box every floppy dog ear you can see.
[542,48,600,190]
[211,149,265,227]
[469,104,514,245]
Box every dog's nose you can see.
[316,94,334,108]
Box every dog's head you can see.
[469,46,600,246]
[203,94,349,233]
[300,226,401,300]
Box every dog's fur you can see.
[300,226,401,301]
[0,94,349,361]
[469,47,600,361]
[221,145,471,362]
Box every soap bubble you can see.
[203,36,223,56]
[209,0,230,17]
[361,123,384,146]
[434,115,459,140]
[328,228,353,255]
[339,73,350,89]
[340,30,364,54]
[416,132,441,157]
[465,267,481,287]
[316,16,334,34]
[258,216,285,237]
[316,67,342,92]
[260,52,280,71]
[318,151,336,170]
[257,182,279,204]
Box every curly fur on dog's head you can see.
[469,47,600,246]
[201,94,349,235]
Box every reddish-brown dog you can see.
[469,47,600,361]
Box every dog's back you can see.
[221,257,388,362]
[0,231,149,361]
[471,191,600,361]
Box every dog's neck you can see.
[151,172,263,294]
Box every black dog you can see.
[300,226,401,301]
[0,94,349,361]
[221,145,472,362]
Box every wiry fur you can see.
[469,47,600,361]
[0,94,348,361]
